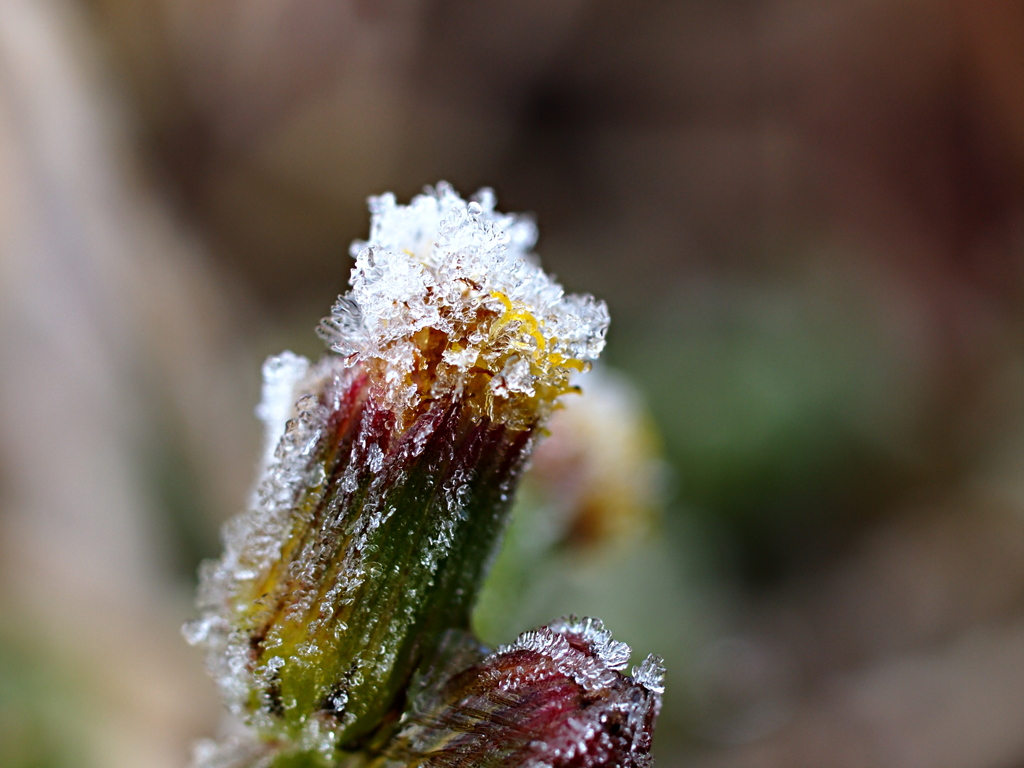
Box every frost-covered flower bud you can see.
[186,184,610,763]
[382,617,664,768]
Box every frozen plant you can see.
[186,183,663,768]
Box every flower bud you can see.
[187,184,611,761]
[383,617,664,768]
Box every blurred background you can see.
[2,0,1024,766]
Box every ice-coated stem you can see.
[248,368,535,746]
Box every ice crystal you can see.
[632,654,667,695]
[318,183,609,429]
[545,616,633,672]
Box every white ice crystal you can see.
[548,616,633,670]
[319,182,609,427]
[632,654,666,695]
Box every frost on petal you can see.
[318,182,610,430]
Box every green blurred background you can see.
[2,1,1024,766]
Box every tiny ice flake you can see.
[632,654,666,695]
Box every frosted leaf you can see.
[318,182,609,428]
[389,616,662,768]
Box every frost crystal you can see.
[546,616,633,671]
[632,654,667,695]
[497,616,637,696]
[319,183,609,429]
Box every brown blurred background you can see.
[2,0,1024,766]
